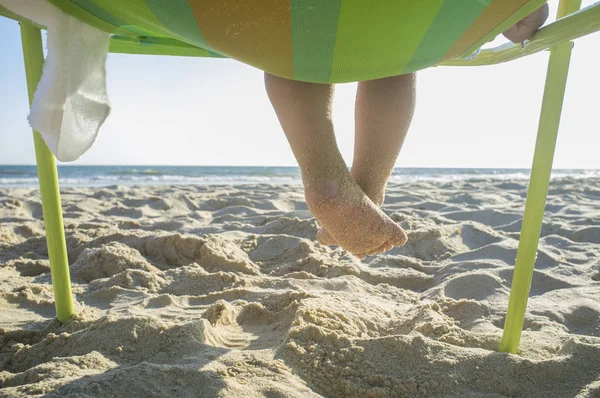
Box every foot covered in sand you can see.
[317,180,390,256]
[305,177,406,259]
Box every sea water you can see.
[1,165,599,188]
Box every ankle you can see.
[368,189,385,207]
[363,188,385,207]
[304,179,342,206]
[350,175,386,206]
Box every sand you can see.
[1,179,600,397]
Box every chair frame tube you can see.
[499,0,582,354]
[20,22,74,324]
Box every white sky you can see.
[0,0,598,168]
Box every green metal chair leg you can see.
[500,0,581,354]
[20,23,74,323]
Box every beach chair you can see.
[1,0,599,354]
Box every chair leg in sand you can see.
[20,22,74,324]
[500,0,581,354]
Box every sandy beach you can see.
[1,178,600,397]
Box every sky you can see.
[0,1,599,168]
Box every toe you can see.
[317,229,337,246]
[388,226,408,247]
[367,242,388,256]
[378,240,393,253]
[353,252,367,260]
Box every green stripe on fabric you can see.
[404,0,490,73]
[290,0,342,83]
[331,0,445,83]
[109,36,226,57]
[47,0,137,35]
[72,0,157,36]
[85,0,173,38]
[70,0,126,30]
[144,0,213,51]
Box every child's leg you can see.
[318,74,416,247]
[264,73,407,258]
[352,73,416,204]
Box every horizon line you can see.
[2,164,600,171]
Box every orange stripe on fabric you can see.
[443,0,528,61]
[188,0,293,79]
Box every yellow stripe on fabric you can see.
[443,0,530,61]
[188,0,294,80]
[331,1,445,83]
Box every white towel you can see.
[1,0,110,162]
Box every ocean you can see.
[1,165,599,188]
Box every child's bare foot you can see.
[306,176,406,259]
[316,180,385,250]
[317,73,416,255]
[264,73,409,258]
